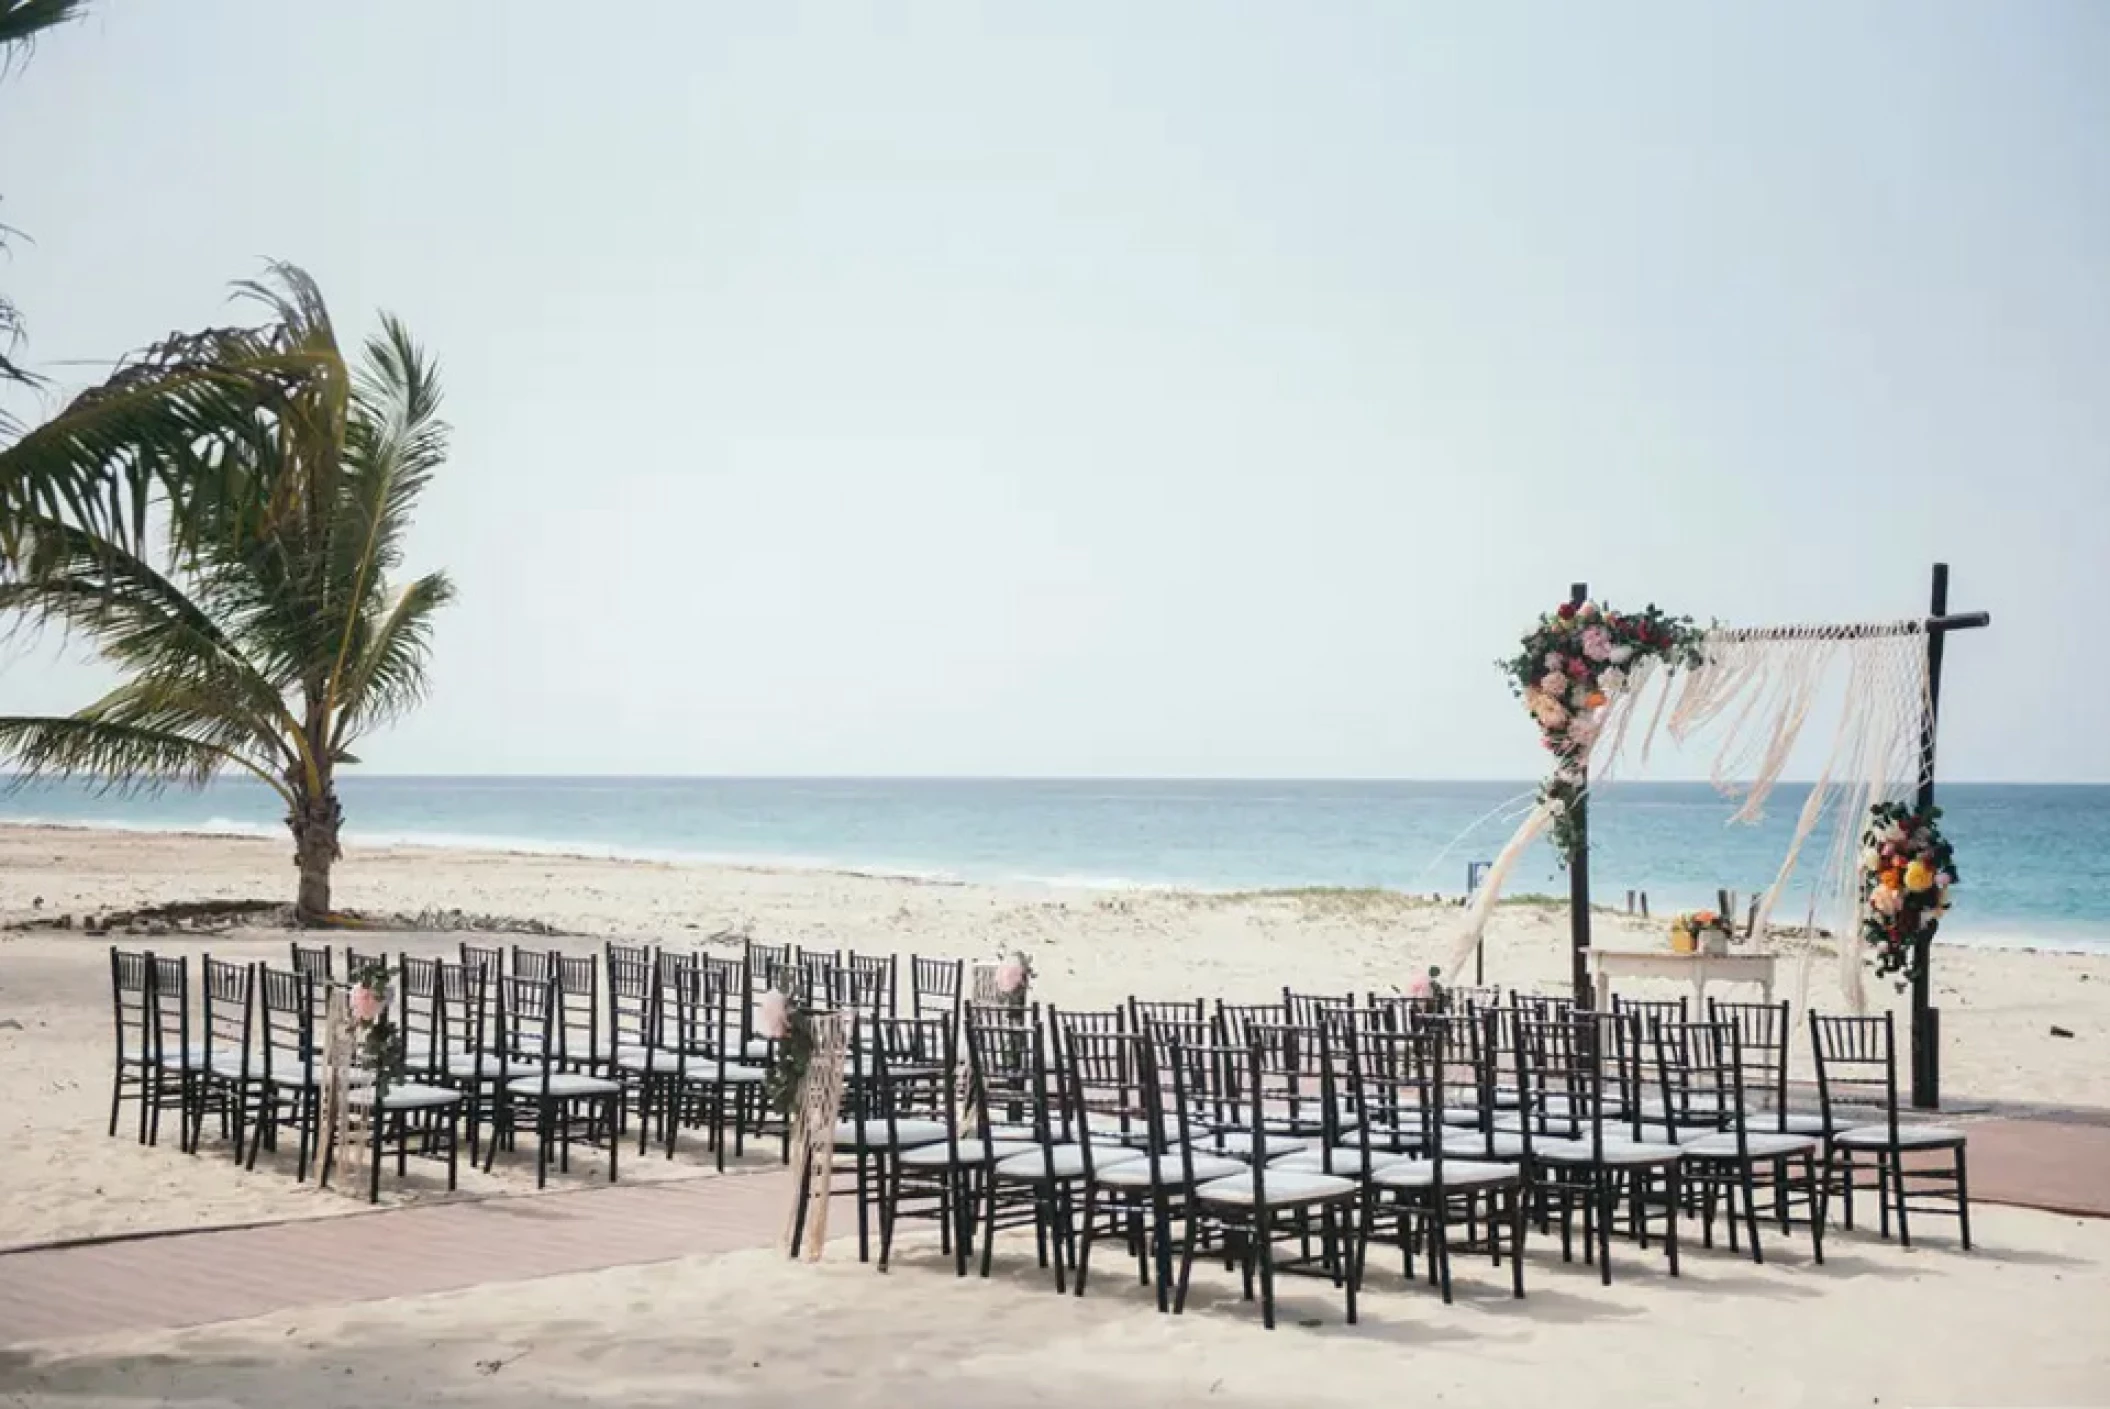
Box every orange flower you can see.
[1585,691,1608,709]
[1879,869,1900,889]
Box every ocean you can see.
[2,777,2105,953]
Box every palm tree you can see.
[0,264,455,924]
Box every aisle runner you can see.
[0,1171,790,1345]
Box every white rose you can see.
[1861,847,1883,871]
[1608,645,1633,665]
[1540,671,1567,697]
[1599,667,1627,694]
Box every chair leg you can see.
[1074,1184,1098,1296]
[369,1110,385,1204]
[1954,1146,1972,1251]
[447,1108,461,1191]
[1739,1162,1764,1265]
[1892,1152,1912,1249]
[1595,1172,1614,1286]
[1257,1217,1278,1330]
[1804,1153,1824,1264]
[1663,1167,1680,1277]
[108,1063,125,1139]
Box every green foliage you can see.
[763,1007,816,1118]
[347,957,404,1085]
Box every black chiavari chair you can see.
[107,948,153,1143]
[1809,1011,1970,1249]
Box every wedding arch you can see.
[1451,564,1987,1109]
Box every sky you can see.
[0,2,2105,782]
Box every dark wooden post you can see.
[1911,564,1950,1109]
[1567,581,1594,1009]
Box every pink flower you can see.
[1578,600,1600,620]
[349,984,384,1024]
[1543,652,1564,670]
[1405,973,1433,999]
[996,956,1027,996]
[1869,885,1902,917]
[1935,872,1952,888]
[757,988,791,1040]
[1581,626,1613,662]
[1565,656,1590,679]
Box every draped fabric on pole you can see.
[1447,622,1933,1012]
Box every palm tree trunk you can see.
[289,783,343,926]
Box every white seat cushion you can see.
[445,1052,544,1080]
[1441,1130,1529,1160]
[682,1062,767,1085]
[347,1081,463,1112]
[1270,1145,1400,1176]
[613,1046,689,1074]
[1681,1130,1820,1159]
[1174,1131,1306,1161]
[898,1137,1039,1168]
[994,1142,1145,1180]
[1535,1136,1683,1166]
[1835,1123,1966,1150]
[1738,1111,1831,1136]
[1440,1106,1489,1128]
[1198,1168,1357,1207]
[1096,1152,1247,1188]
[833,1117,948,1148]
[1372,1158,1519,1191]
[506,1072,622,1098]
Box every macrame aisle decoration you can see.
[1448,609,1933,1014]
[782,1011,850,1261]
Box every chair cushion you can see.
[1835,1123,1966,1150]
[1535,1136,1683,1166]
[1173,1131,1306,1161]
[347,1081,463,1112]
[1096,1152,1247,1188]
[994,1142,1145,1180]
[1681,1130,1820,1159]
[613,1046,689,1074]
[899,1137,1040,1168]
[833,1117,948,1148]
[1372,1158,1519,1191]
[506,1072,622,1098]
[1737,1111,1832,1136]
[1198,1169,1357,1207]
[682,1062,767,1085]
[445,1052,544,1080]
[1440,1130,1529,1160]
[1269,1145,1400,1176]
[1440,1106,1489,1128]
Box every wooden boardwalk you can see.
[2,1115,2103,1348]
[0,1170,790,1345]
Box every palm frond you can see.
[0,714,291,800]
[0,0,86,67]
[332,570,453,747]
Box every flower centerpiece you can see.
[346,958,402,1087]
[1859,802,1956,989]
[1501,599,1706,864]
[1669,909,1733,955]
[993,950,1034,1008]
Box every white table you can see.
[1589,945,1778,1012]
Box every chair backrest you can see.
[963,1002,1050,1143]
[201,955,255,1077]
[460,941,504,980]
[744,937,796,991]
[1611,993,1688,1030]
[1445,984,1502,1013]
[1046,1005,1126,1065]
[665,957,742,1081]
[1711,998,1792,1127]
[1649,1017,1745,1148]
[910,955,964,1025]
[258,966,316,1085]
[502,972,564,1089]
[289,942,334,983]
[511,946,553,988]
[841,1013,952,1152]
[397,954,442,1075]
[1368,992,1439,1029]
[833,952,896,1020]
[1808,1010,1900,1143]
[1128,997,1205,1029]
[606,941,658,1054]
[1150,1035,1243,1189]
[148,954,189,1063]
[1059,1029,1155,1165]
[435,957,491,1070]
[1282,989,1354,1031]
[345,947,387,979]
[1515,1013,1608,1158]
[555,952,601,1063]
[1215,1001,1287,1049]
[109,947,151,1061]
[1515,991,1577,1022]
[796,949,841,1006]
[1351,1022,1447,1179]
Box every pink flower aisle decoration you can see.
[761,985,818,1118]
[993,951,1035,1007]
[1859,801,1957,989]
[345,958,402,1084]
[1500,598,1705,864]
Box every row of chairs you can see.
[819,991,1971,1331]
[108,938,969,1201]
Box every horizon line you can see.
[4,771,2100,788]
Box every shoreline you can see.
[0,818,2102,954]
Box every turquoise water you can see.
[3,777,2105,952]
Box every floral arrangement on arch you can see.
[1501,598,1706,863]
[1860,802,1956,988]
[346,959,402,1086]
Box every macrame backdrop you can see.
[1448,621,1932,1012]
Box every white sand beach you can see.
[3,823,2109,1252]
